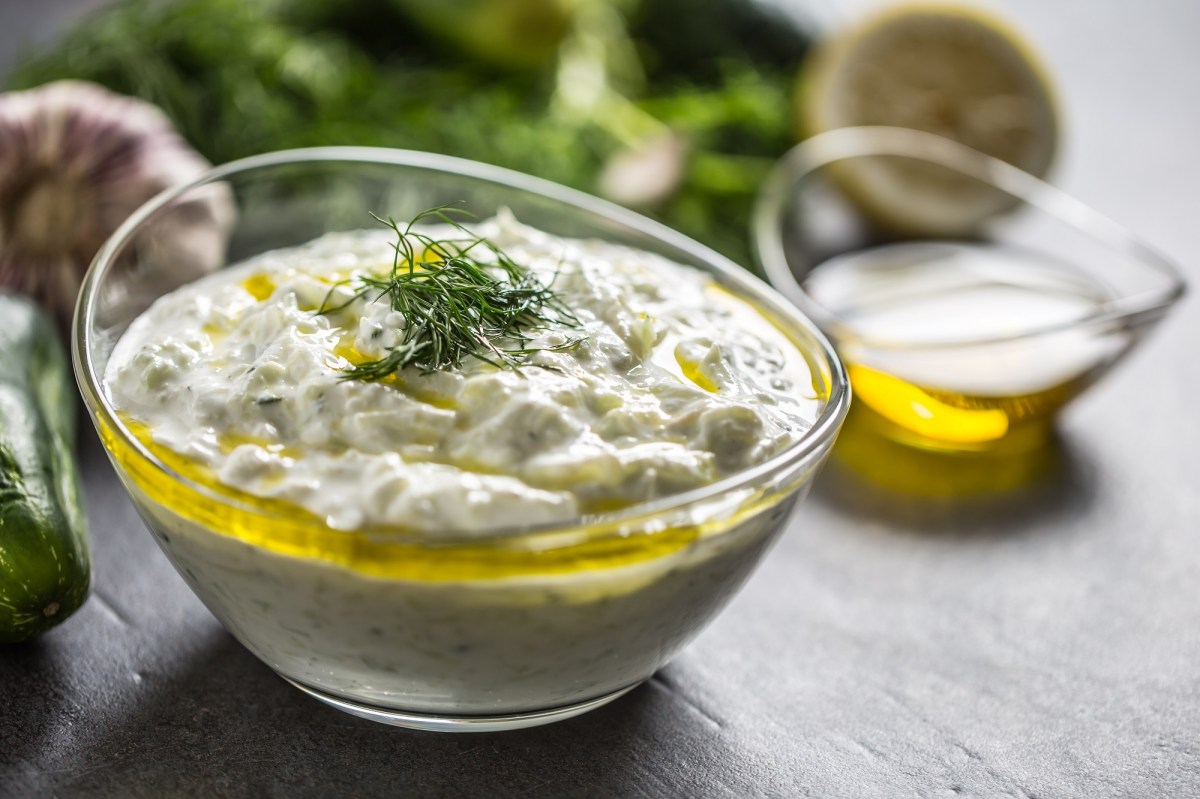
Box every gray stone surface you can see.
[3,1,1200,797]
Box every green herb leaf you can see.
[321,208,586,381]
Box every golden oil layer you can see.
[847,363,1092,451]
[101,417,801,582]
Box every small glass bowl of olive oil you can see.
[753,126,1185,471]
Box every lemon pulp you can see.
[800,2,1059,235]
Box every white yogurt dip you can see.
[103,213,825,716]
[106,213,818,533]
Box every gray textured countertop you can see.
[3,2,1200,797]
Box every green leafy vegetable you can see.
[7,0,804,269]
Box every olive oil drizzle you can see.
[103,418,793,582]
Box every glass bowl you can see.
[753,127,1184,488]
[73,148,849,732]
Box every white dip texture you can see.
[102,213,825,716]
[106,213,818,534]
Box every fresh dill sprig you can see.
[320,207,586,380]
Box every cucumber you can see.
[0,293,89,642]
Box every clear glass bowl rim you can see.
[73,146,850,548]
[752,126,1188,352]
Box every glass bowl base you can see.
[284,678,643,732]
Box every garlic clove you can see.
[598,132,690,210]
[0,80,232,326]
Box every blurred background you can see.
[2,0,1196,273]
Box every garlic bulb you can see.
[0,80,231,325]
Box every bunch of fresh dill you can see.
[7,0,811,269]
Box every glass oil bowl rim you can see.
[752,126,1188,352]
[73,146,850,549]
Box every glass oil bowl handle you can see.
[751,126,1187,333]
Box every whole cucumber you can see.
[0,293,90,642]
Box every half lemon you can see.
[799,4,1059,236]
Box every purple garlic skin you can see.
[0,80,232,326]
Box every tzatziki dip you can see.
[107,212,818,532]
[103,211,823,716]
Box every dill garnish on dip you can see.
[318,208,586,380]
[105,209,820,533]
